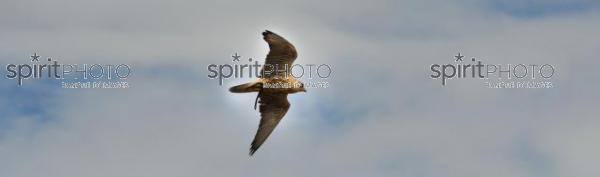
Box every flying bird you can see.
[230,30,306,156]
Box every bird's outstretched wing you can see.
[261,30,297,78]
[249,93,290,155]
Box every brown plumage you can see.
[229,30,306,156]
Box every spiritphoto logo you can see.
[430,52,555,88]
[206,53,332,88]
[5,52,132,89]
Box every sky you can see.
[0,0,599,177]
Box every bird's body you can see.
[229,77,305,94]
[229,30,306,156]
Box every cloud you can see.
[487,0,600,17]
[1,0,600,177]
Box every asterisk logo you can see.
[31,52,40,62]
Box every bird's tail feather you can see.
[229,82,262,93]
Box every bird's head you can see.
[298,83,307,93]
[288,81,307,93]
[300,84,306,92]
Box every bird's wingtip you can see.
[249,141,260,156]
[262,30,273,36]
[249,148,257,156]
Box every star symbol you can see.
[232,52,241,61]
[455,52,464,62]
[31,52,40,62]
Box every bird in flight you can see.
[230,30,306,156]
